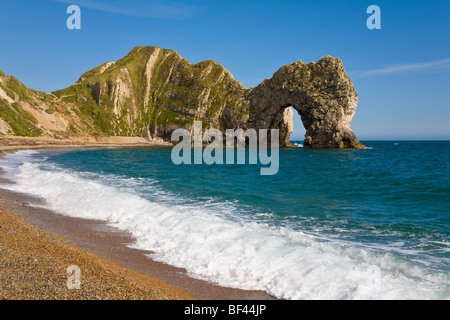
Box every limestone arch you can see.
[247,57,364,149]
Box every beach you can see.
[0,137,274,300]
[0,192,195,300]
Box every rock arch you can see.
[247,56,365,149]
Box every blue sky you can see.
[0,0,449,140]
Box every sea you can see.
[0,141,449,300]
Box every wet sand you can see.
[0,142,275,300]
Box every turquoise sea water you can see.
[1,141,449,299]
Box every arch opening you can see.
[289,106,305,145]
[276,106,306,147]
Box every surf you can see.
[1,149,449,300]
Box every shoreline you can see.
[0,135,174,152]
[0,140,275,300]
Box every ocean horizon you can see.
[1,140,449,299]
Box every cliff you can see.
[0,46,364,148]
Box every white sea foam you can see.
[1,150,449,300]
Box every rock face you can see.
[0,46,364,148]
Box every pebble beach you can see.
[0,194,196,300]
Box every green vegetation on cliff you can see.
[0,99,42,136]
[5,77,34,103]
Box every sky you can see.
[0,0,449,140]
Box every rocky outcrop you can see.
[0,47,364,148]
